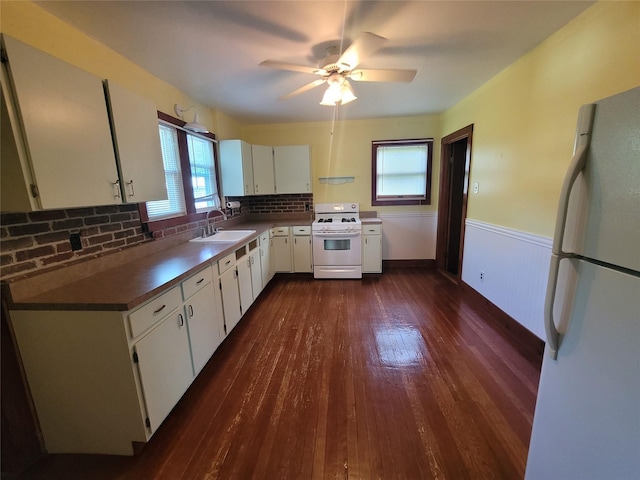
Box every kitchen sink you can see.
[190,230,256,243]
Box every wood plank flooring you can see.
[12,269,542,480]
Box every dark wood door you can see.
[436,125,473,277]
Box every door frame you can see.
[436,124,473,278]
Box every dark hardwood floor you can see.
[10,269,542,479]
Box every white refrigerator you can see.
[525,87,640,479]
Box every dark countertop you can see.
[7,220,296,312]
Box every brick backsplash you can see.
[235,193,313,214]
[0,205,149,280]
[0,194,312,280]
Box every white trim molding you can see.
[461,219,552,339]
[377,212,437,260]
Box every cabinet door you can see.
[236,258,254,312]
[273,145,311,194]
[104,80,167,203]
[185,285,221,375]
[2,35,120,209]
[220,267,242,333]
[134,310,193,433]
[249,249,263,300]
[251,144,275,195]
[272,235,293,272]
[362,234,382,273]
[220,139,254,196]
[293,235,313,272]
[260,233,273,286]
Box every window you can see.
[187,134,218,211]
[140,112,220,229]
[372,139,433,206]
[146,124,187,220]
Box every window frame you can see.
[371,138,433,206]
[139,111,221,233]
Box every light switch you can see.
[473,182,479,194]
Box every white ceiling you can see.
[36,1,594,124]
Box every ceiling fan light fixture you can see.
[320,79,357,106]
[320,82,343,106]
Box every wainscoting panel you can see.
[377,212,437,260]
[461,219,552,339]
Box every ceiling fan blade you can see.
[337,32,387,71]
[260,60,324,75]
[349,68,417,83]
[280,79,327,100]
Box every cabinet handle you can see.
[196,278,205,285]
[225,259,231,266]
[126,179,135,197]
[188,305,194,317]
[111,179,121,199]
[178,313,184,327]
[153,304,166,315]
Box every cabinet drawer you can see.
[259,231,269,245]
[271,226,289,236]
[181,266,213,301]
[363,225,382,235]
[218,252,236,275]
[129,287,182,339]
[292,226,310,235]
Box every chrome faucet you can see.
[205,208,227,236]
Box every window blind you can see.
[376,144,428,199]
[146,124,186,220]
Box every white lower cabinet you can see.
[134,308,193,433]
[249,246,263,300]
[292,226,312,273]
[271,227,293,272]
[260,231,273,286]
[181,266,221,375]
[219,252,242,334]
[236,251,254,312]
[362,224,383,273]
[7,229,293,456]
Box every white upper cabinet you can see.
[1,35,120,210]
[104,80,167,203]
[219,140,311,197]
[219,139,254,196]
[1,35,166,211]
[251,144,276,195]
[274,145,312,194]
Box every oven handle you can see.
[312,231,361,238]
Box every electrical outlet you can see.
[480,271,484,282]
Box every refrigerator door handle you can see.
[545,104,595,359]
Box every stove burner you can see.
[342,218,357,223]
[318,218,333,223]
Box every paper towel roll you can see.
[226,201,241,209]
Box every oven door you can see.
[312,231,362,266]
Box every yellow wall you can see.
[243,114,440,213]
[0,1,222,133]
[441,1,640,237]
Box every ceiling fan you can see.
[260,32,417,106]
